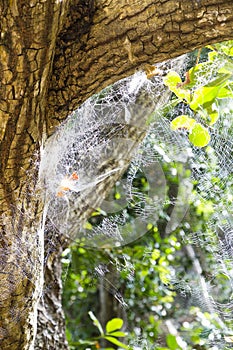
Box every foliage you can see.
[69,312,129,349]
[62,40,233,350]
[164,41,233,148]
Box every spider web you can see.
[39,57,184,240]
[39,54,233,349]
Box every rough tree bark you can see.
[0,0,233,349]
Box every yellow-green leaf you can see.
[107,331,127,337]
[106,318,123,333]
[190,74,231,110]
[218,62,233,74]
[208,50,217,61]
[205,73,231,87]
[217,86,233,99]
[83,221,93,230]
[166,334,182,350]
[170,115,196,131]
[190,86,220,110]
[163,71,182,89]
[163,71,191,102]
[104,336,128,349]
[206,105,219,125]
[151,249,160,260]
[189,123,210,147]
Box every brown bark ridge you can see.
[0,1,70,349]
[0,0,233,349]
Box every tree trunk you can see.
[0,0,233,348]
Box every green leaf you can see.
[213,40,233,56]
[205,73,231,87]
[104,336,129,349]
[205,104,219,125]
[159,272,170,284]
[83,221,93,230]
[151,248,160,260]
[208,50,217,61]
[189,123,210,147]
[217,86,233,99]
[188,61,212,86]
[166,334,182,350]
[88,311,104,336]
[218,62,233,74]
[190,73,231,110]
[190,86,220,110]
[163,71,191,102]
[170,115,196,131]
[163,71,182,88]
[107,331,127,337]
[65,328,72,342]
[106,318,124,333]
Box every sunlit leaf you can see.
[190,86,220,110]
[170,115,196,131]
[106,318,124,333]
[104,336,129,349]
[215,40,233,56]
[166,334,182,350]
[91,208,107,216]
[188,61,212,86]
[107,331,127,337]
[190,74,231,110]
[83,221,93,230]
[208,50,217,61]
[205,104,219,125]
[163,71,191,102]
[159,272,170,284]
[163,71,182,88]
[205,73,231,87]
[218,61,233,74]
[189,123,210,147]
[217,86,233,99]
[151,249,160,260]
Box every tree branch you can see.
[47,0,233,131]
